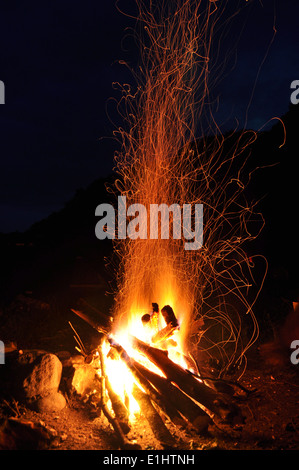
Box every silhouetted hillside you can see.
[0,175,116,307]
[248,104,299,300]
[0,104,298,310]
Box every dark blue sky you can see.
[0,0,298,233]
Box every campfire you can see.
[71,300,244,450]
[82,0,260,450]
[0,0,278,452]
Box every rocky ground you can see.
[0,340,299,452]
[0,294,299,453]
[2,361,298,452]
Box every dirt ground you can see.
[1,348,299,452]
[1,294,299,453]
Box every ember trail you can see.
[110,0,262,377]
[1,0,298,455]
[88,0,263,449]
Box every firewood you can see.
[132,360,211,433]
[151,305,179,344]
[109,342,186,428]
[105,378,131,434]
[78,298,112,323]
[101,400,141,450]
[131,336,242,423]
[132,384,177,449]
[161,305,179,327]
[151,324,177,344]
[71,308,108,335]
[98,339,141,450]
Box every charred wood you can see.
[109,343,186,428]
[105,378,130,434]
[101,400,140,450]
[151,324,178,344]
[132,384,177,449]
[132,360,211,433]
[131,336,242,423]
[98,339,140,450]
[161,305,179,328]
[71,308,109,336]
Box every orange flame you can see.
[109,0,265,375]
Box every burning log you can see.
[141,303,179,345]
[131,336,242,423]
[109,341,186,429]
[98,339,141,450]
[132,384,177,449]
[151,305,179,344]
[105,378,130,434]
[100,396,140,450]
[161,305,179,328]
[141,302,159,326]
[70,303,241,429]
[132,360,211,433]
[151,324,178,345]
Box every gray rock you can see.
[22,352,62,403]
[35,392,66,413]
[0,350,63,411]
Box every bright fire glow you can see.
[101,339,141,419]
[101,0,266,420]
[108,0,264,378]
[102,300,191,418]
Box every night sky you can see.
[0,0,298,233]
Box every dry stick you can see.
[186,369,254,395]
[71,309,108,335]
[105,378,131,435]
[98,339,141,450]
[78,297,111,325]
[132,384,177,449]
[68,321,88,356]
[132,359,211,433]
[131,336,242,423]
[78,298,112,323]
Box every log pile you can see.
[71,303,245,450]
